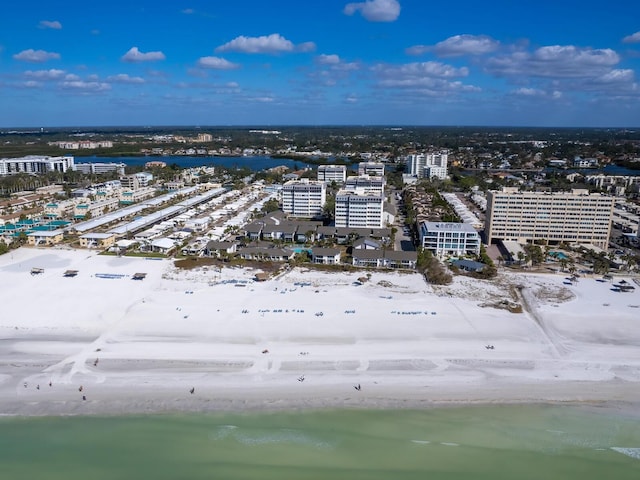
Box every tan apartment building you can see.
[484,187,614,249]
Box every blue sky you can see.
[1,0,639,128]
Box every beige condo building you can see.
[484,187,614,249]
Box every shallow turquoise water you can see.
[1,405,639,479]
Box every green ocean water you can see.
[1,405,639,479]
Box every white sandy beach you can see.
[1,246,639,416]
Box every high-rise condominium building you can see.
[484,187,614,248]
[317,164,347,184]
[335,190,384,228]
[406,152,448,179]
[358,161,385,177]
[344,175,385,196]
[281,179,326,218]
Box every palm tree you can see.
[559,257,568,272]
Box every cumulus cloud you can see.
[22,80,42,88]
[254,96,275,103]
[344,94,358,103]
[107,73,145,84]
[371,61,478,96]
[197,56,240,70]
[344,0,400,22]
[60,80,111,92]
[316,54,341,65]
[216,33,314,54]
[296,41,317,53]
[374,61,469,80]
[432,34,500,57]
[406,35,499,57]
[13,49,60,63]
[39,20,62,29]
[511,87,561,99]
[121,47,166,62]
[622,31,640,44]
[485,45,620,78]
[24,69,66,79]
[405,45,429,56]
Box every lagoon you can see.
[76,155,302,171]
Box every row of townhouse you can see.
[243,219,392,245]
[203,241,416,269]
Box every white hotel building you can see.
[335,190,384,228]
[0,155,75,176]
[484,187,614,248]
[281,179,326,218]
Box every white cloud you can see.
[13,49,60,63]
[432,34,499,57]
[344,0,400,22]
[317,54,341,65]
[22,80,43,88]
[372,61,477,96]
[216,33,313,54]
[64,73,81,81]
[595,69,635,84]
[374,61,469,79]
[197,56,240,70]
[24,69,66,79]
[511,88,563,100]
[39,20,62,30]
[514,87,543,96]
[296,41,317,53]
[121,47,166,62]
[622,32,640,44]
[60,80,111,92]
[182,8,195,14]
[405,45,429,56]
[107,74,145,84]
[485,45,619,78]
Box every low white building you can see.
[0,155,74,176]
[74,162,126,175]
[419,221,481,258]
